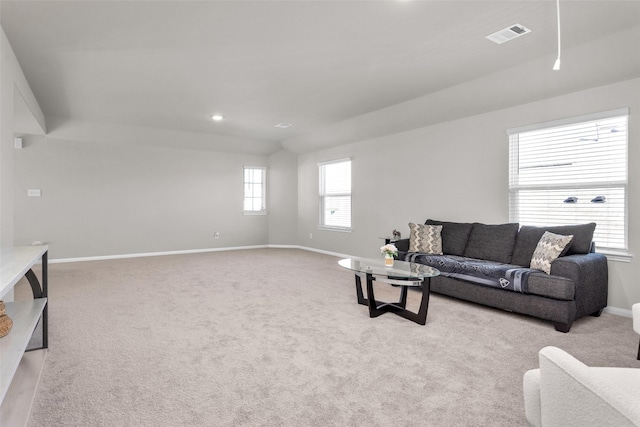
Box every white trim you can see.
[317,225,352,233]
[318,159,352,229]
[49,245,269,264]
[50,244,356,264]
[600,250,633,263]
[267,244,354,259]
[266,244,301,250]
[506,107,629,135]
[509,112,629,252]
[317,157,351,167]
[243,166,267,214]
[603,306,632,318]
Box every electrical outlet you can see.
[309,233,313,239]
[214,232,220,239]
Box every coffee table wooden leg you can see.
[354,273,367,305]
[354,272,385,317]
[398,285,408,309]
[414,277,431,325]
[365,273,387,318]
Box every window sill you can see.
[598,250,633,263]
[243,211,267,216]
[318,225,352,233]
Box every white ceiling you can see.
[2,1,640,154]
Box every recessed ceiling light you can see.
[211,115,224,121]
[275,123,292,129]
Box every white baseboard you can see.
[49,244,353,264]
[50,245,269,264]
[272,244,354,259]
[266,244,301,250]
[603,306,632,318]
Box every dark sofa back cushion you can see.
[463,222,519,264]
[425,219,474,256]
[511,223,597,266]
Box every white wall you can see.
[14,129,270,259]
[268,149,298,245]
[0,26,7,247]
[297,77,640,312]
[0,25,45,247]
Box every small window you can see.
[243,166,266,215]
[319,158,351,230]
[508,108,628,252]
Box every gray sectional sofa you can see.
[394,220,609,332]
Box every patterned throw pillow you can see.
[408,223,443,255]
[530,231,574,274]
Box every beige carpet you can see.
[15,248,638,426]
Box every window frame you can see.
[318,158,352,232]
[507,108,629,255]
[243,166,267,215]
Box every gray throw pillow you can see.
[408,223,443,255]
[530,231,574,274]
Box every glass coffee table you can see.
[338,258,440,325]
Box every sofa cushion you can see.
[463,222,519,264]
[527,272,575,300]
[425,219,474,256]
[408,223,443,254]
[511,223,596,267]
[530,232,574,274]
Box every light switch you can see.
[28,189,41,197]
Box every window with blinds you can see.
[319,158,351,230]
[243,166,266,214]
[508,109,628,252]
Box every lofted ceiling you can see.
[2,0,640,154]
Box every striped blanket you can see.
[401,253,534,293]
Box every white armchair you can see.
[523,346,640,427]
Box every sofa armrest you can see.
[394,238,410,252]
[550,253,608,317]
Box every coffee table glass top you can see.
[338,257,440,281]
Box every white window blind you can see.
[243,166,266,214]
[508,109,628,252]
[319,159,351,230]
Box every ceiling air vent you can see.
[486,24,531,44]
